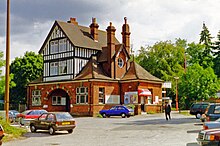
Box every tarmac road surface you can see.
[4,111,202,146]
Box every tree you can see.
[135,39,186,91]
[213,30,220,77]
[199,22,214,68]
[179,63,219,107]
[10,51,43,106]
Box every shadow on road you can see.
[23,130,68,138]
[186,142,199,146]
[187,130,201,133]
[113,117,199,126]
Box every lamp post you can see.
[174,76,179,111]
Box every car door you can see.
[108,106,117,116]
[35,113,48,129]
[45,114,55,129]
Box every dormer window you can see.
[118,58,124,68]
[50,38,67,54]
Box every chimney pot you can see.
[68,17,78,25]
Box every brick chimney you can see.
[121,17,131,55]
[106,22,116,78]
[67,17,78,25]
[90,18,99,41]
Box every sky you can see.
[1,0,220,62]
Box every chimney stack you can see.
[67,17,78,25]
[90,18,99,41]
[106,22,116,78]
[121,17,131,55]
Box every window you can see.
[50,40,58,54]
[52,96,66,105]
[76,87,88,104]
[148,96,152,104]
[50,62,59,75]
[50,39,67,54]
[59,39,66,52]
[50,61,67,76]
[118,58,124,68]
[59,61,67,74]
[99,88,105,104]
[32,90,41,106]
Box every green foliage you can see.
[135,39,186,93]
[0,118,26,141]
[199,23,214,68]
[10,51,43,106]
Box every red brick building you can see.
[27,17,163,116]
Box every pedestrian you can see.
[164,102,171,120]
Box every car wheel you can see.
[49,127,55,135]
[68,129,73,133]
[30,125,36,133]
[102,113,106,118]
[196,113,201,119]
[20,118,24,125]
[121,113,126,118]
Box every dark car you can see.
[17,109,47,125]
[30,112,76,135]
[197,128,220,146]
[190,102,209,119]
[99,105,134,118]
[201,103,220,122]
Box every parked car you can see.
[16,109,47,125]
[0,124,4,146]
[9,110,20,123]
[30,112,76,135]
[200,103,220,122]
[190,102,209,119]
[99,105,134,118]
[197,128,220,146]
[203,118,220,130]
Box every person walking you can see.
[165,102,171,120]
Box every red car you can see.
[17,109,47,125]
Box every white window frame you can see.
[50,40,58,54]
[50,62,59,76]
[32,90,41,106]
[99,88,105,104]
[59,61,67,74]
[52,96,66,105]
[76,87,88,104]
[59,39,66,52]
[118,58,124,68]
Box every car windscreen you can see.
[55,113,74,121]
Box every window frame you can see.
[118,58,124,68]
[32,90,41,106]
[76,87,88,104]
[98,87,105,104]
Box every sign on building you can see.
[124,92,138,104]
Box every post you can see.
[5,0,10,122]
[174,77,179,111]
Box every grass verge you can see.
[0,119,27,142]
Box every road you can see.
[4,111,202,146]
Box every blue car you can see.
[99,105,134,118]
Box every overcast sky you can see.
[1,0,220,62]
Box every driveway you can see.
[4,111,201,146]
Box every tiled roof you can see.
[74,55,116,81]
[39,20,120,53]
[121,61,163,82]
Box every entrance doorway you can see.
[49,89,70,112]
[141,96,145,112]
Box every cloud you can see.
[1,0,220,62]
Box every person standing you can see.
[165,102,171,120]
